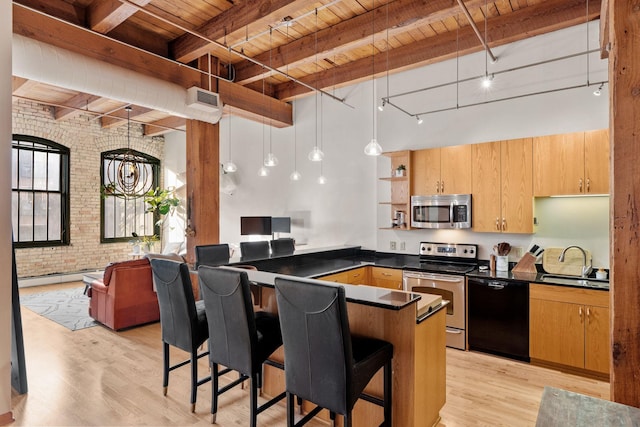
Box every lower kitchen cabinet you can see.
[319,267,369,285]
[529,284,609,376]
[370,267,403,290]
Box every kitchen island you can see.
[224,266,447,427]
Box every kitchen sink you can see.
[540,274,610,289]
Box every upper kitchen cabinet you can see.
[380,150,412,230]
[533,130,610,196]
[472,138,533,233]
[412,146,472,196]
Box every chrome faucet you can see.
[558,246,592,278]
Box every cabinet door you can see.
[501,138,533,233]
[345,267,369,285]
[319,271,351,283]
[370,267,403,290]
[585,305,610,374]
[530,298,584,369]
[533,133,585,196]
[440,145,472,194]
[471,141,501,232]
[411,148,440,195]
[584,129,610,194]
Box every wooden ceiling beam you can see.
[13,3,292,126]
[13,0,85,26]
[100,105,153,128]
[275,0,601,100]
[144,116,187,136]
[170,0,318,64]
[88,0,152,34]
[54,93,102,120]
[233,0,486,85]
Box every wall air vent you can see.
[186,86,221,113]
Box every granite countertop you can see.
[466,268,610,290]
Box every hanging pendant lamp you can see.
[365,0,382,156]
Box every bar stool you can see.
[274,277,393,427]
[149,258,211,412]
[198,266,286,426]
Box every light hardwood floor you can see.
[13,283,610,426]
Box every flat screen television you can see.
[240,216,272,235]
[271,217,291,233]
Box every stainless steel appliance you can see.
[410,194,472,229]
[467,277,530,361]
[403,242,478,350]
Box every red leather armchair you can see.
[89,256,181,330]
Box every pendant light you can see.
[364,0,383,157]
[290,101,302,181]
[308,9,324,162]
[223,114,237,172]
[104,105,151,198]
[317,92,326,184]
[480,0,493,89]
[258,66,270,177]
[264,28,278,167]
[378,2,390,113]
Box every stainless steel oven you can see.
[403,270,467,350]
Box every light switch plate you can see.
[390,241,397,250]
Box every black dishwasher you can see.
[468,277,530,362]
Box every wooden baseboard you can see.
[0,411,14,425]
[530,358,610,382]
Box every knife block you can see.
[511,252,538,273]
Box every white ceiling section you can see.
[12,34,222,124]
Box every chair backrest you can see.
[239,241,270,261]
[270,238,295,256]
[198,267,257,375]
[195,244,230,269]
[274,277,353,415]
[150,258,199,352]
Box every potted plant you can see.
[141,234,159,253]
[143,187,180,226]
[395,164,406,177]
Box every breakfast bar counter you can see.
[227,267,447,427]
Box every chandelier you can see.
[103,106,152,198]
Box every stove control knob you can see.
[463,249,468,254]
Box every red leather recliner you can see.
[88,257,171,330]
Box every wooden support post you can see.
[609,0,640,407]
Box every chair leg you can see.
[297,396,303,415]
[250,375,259,427]
[286,392,296,427]
[190,350,198,412]
[383,359,392,427]
[162,342,169,396]
[211,363,219,424]
[344,413,352,427]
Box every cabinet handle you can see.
[579,178,583,192]
[502,218,506,231]
[441,181,444,193]
[353,274,360,277]
[382,273,392,277]
[436,181,441,193]
[496,218,500,231]
[579,306,583,318]
[397,284,402,290]
[587,307,591,322]
[586,178,591,192]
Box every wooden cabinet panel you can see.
[411,148,440,195]
[319,270,352,284]
[533,132,585,196]
[530,284,610,375]
[471,138,532,233]
[584,129,610,194]
[585,305,610,374]
[370,267,403,290]
[530,298,585,369]
[471,141,501,232]
[440,145,472,195]
[345,267,369,285]
[501,138,533,233]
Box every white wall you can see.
[166,21,610,265]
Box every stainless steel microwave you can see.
[410,194,472,229]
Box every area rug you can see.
[20,287,98,331]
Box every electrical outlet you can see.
[390,241,397,250]
[400,241,406,250]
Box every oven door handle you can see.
[405,274,462,283]
[450,202,454,227]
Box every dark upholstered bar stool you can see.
[239,241,270,261]
[198,266,285,426]
[274,277,393,427]
[150,258,211,412]
[270,238,295,256]
[195,243,230,269]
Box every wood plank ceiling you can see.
[11,0,601,135]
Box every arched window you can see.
[12,135,70,248]
[100,149,160,243]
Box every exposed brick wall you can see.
[12,100,165,278]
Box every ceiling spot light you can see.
[378,100,385,112]
[416,116,424,125]
[593,83,604,96]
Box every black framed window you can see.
[100,149,159,242]
[11,135,70,248]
